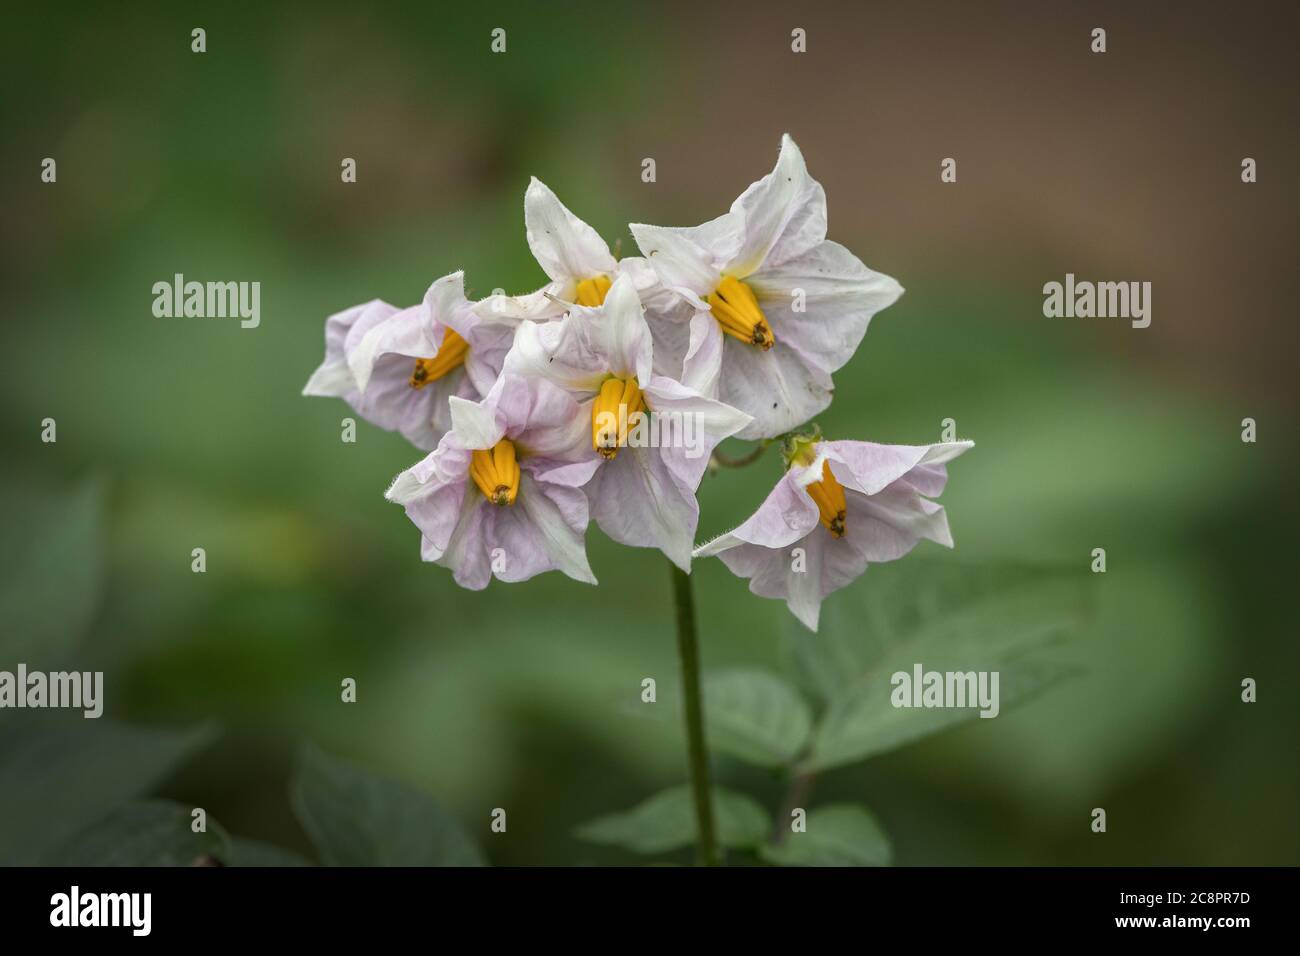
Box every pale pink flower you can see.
[304,271,515,450]
[385,374,597,590]
[695,437,973,630]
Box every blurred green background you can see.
[2,1,1297,865]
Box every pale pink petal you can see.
[587,443,699,571]
[641,376,751,491]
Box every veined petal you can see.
[525,178,617,283]
[352,354,473,451]
[641,376,752,491]
[442,494,492,590]
[474,281,571,322]
[348,302,441,395]
[580,273,653,383]
[629,222,725,300]
[746,240,903,377]
[449,394,505,450]
[503,319,608,393]
[509,377,592,462]
[822,439,973,497]
[847,484,955,558]
[588,443,698,571]
[461,319,516,397]
[727,134,827,276]
[513,473,597,585]
[694,472,820,556]
[680,310,724,397]
[720,335,833,441]
[303,299,396,397]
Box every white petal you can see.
[581,273,653,382]
[680,310,724,397]
[516,473,598,585]
[474,282,571,322]
[348,304,438,395]
[629,222,725,299]
[503,317,607,392]
[525,178,617,282]
[720,335,833,441]
[747,240,903,377]
[303,300,394,396]
[823,440,973,498]
[588,444,698,570]
[694,473,819,556]
[642,376,752,491]
[728,134,827,276]
[449,394,503,450]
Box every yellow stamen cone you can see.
[806,460,847,538]
[470,438,520,506]
[574,274,613,307]
[410,328,470,389]
[706,275,775,350]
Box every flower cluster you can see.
[305,135,971,629]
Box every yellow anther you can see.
[410,328,470,389]
[469,439,520,506]
[574,274,613,307]
[805,460,847,538]
[591,376,647,460]
[706,275,774,350]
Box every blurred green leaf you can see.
[703,669,812,768]
[229,837,312,867]
[574,785,770,855]
[795,559,1089,771]
[39,799,230,866]
[760,804,892,867]
[0,478,105,668]
[0,719,217,864]
[291,743,485,866]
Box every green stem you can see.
[711,441,770,470]
[669,560,719,866]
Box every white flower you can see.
[630,135,903,441]
[502,274,751,570]
[475,179,672,332]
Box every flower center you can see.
[574,274,613,307]
[469,438,520,506]
[706,275,774,350]
[409,328,469,389]
[591,376,646,460]
[805,460,847,538]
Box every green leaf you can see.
[228,837,312,867]
[791,559,1090,772]
[291,743,485,866]
[0,719,217,865]
[575,785,770,855]
[703,669,812,768]
[760,804,892,867]
[39,799,231,866]
[0,478,105,668]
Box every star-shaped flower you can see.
[385,373,598,590]
[631,135,903,440]
[695,435,973,630]
[303,271,515,450]
[502,273,751,570]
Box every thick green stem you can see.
[669,560,719,866]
